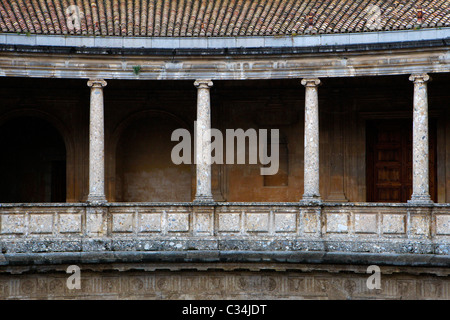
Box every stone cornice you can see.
[1,27,449,49]
[0,45,448,80]
[1,251,449,272]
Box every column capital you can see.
[301,78,321,87]
[194,79,213,89]
[87,79,107,88]
[409,74,431,83]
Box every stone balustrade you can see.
[0,203,448,255]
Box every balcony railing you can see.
[0,202,448,255]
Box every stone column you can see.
[87,79,107,203]
[301,78,321,203]
[409,74,433,204]
[194,79,214,202]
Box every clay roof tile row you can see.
[0,0,448,37]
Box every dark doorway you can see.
[0,117,66,202]
[366,119,437,202]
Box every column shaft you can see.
[409,74,433,204]
[301,78,321,202]
[194,80,214,202]
[87,79,107,203]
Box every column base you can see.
[300,195,322,205]
[408,195,434,205]
[408,198,434,205]
[87,194,107,205]
[193,195,215,204]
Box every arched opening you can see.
[115,113,192,202]
[0,117,67,203]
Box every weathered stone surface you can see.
[274,213,297,233]
[326,213,349,233]
[0,46,448,80]
[409,74,433,204]
[301,78,321,202]
[0,204,447,253]
[58,213,83,234]
[87,79,107,204]
[193,206,214,235]
[436,215,450,236]
[382,214,406,234]
[194,79,214,202]
[0,214,25,234]
[354,214,378,234]
[0,266,449,300]
[139,213,162,233]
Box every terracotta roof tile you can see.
[186,0,199,36]
[0,3,12,32]
[0,0,448,37]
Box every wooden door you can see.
[366,119,436,202]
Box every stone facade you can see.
[0,21,448,299]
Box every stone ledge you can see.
[0,201,449,207]
[1,250,449,271]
